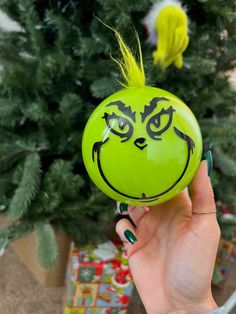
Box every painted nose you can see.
[134,137,147,150]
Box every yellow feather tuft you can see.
[96,18,146,87]
[112,30,146,88]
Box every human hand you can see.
[115,161,220,314]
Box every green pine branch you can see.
[35,222,58,269]
[220,215,236,225]
[17,0,44,56]
[8,152,41,221]
[0,99,20,128]
[44,10,70,50]
[24,159,84,218]
[213,146,236,177]
[0,220,35,242]
[0,140,35,173]
[24,100,52,124]
[0,170,14,196]
[91,77,119,98]
[200,117,236,146]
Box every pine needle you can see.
[8,152,41,221]
[214,146,236,177]
[35,222,58,270]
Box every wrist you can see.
[170,299,218,314]
[145,295,218,314]
[170,295,217,314]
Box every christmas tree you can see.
[0,0,235,268]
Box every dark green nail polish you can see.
[205,150,213,177]
[124,229,137,244]
[119,203,128,213]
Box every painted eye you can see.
[103,112,133,142]
[146,106,175,140]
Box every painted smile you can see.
[92,127,195,203]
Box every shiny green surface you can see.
[124,229,137,244]
[205,150,213,177]
[82,86,202,205]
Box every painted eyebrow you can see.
[106,101,136,122]
[141,97,169,122]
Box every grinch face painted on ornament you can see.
[82,31,202,206]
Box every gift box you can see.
[212,238,236,287]
[63,241,134,314]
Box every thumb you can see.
[189,160,221,251]
[189,160,216,215]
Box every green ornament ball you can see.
[82,86,202,206]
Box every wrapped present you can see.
[212,238,236,287]
[63,241,134,314]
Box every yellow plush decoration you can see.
[153,5,189,69]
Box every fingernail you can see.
[205,150,213,177]
[124,229,137,244]
[118,203,128,214]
